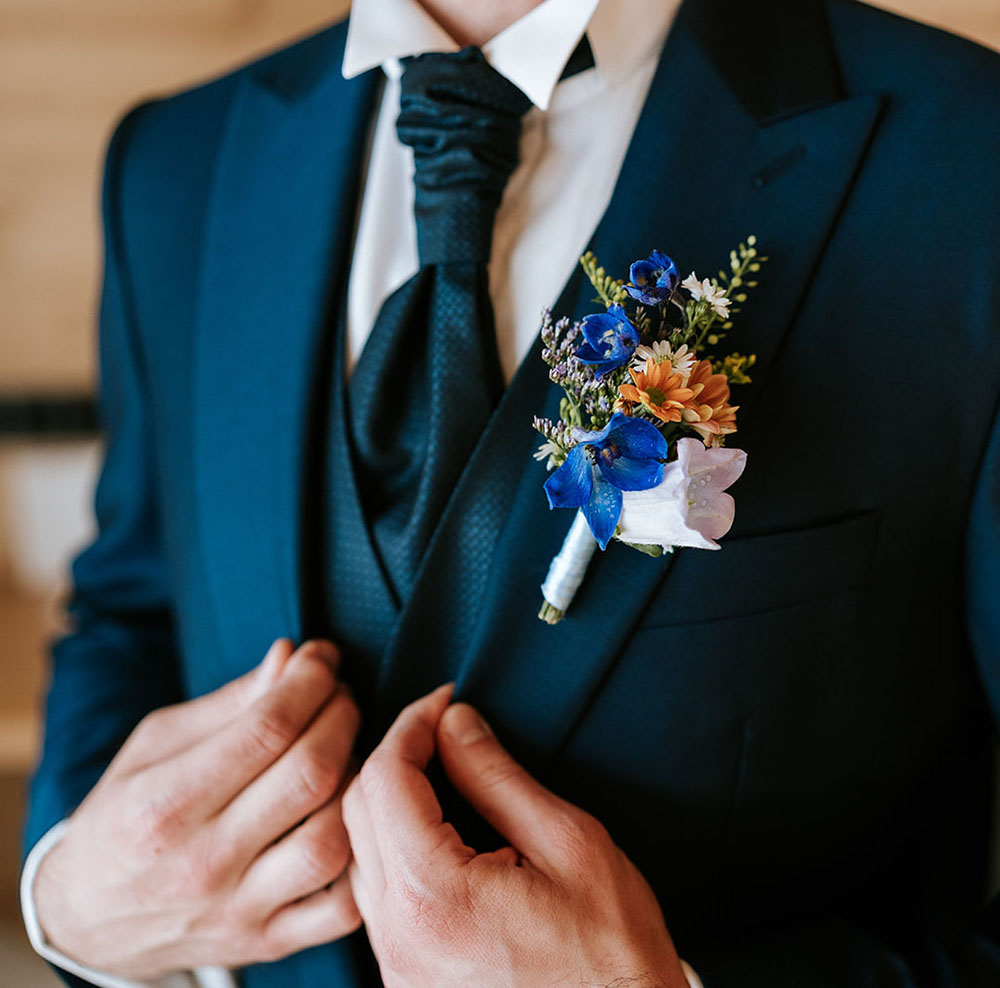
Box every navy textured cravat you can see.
[348,47,533,600]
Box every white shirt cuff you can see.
[681,958,704,987]
[20,821,237,988]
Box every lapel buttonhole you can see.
[752,143,807,189]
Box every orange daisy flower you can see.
[618,358,695,424]
[682,359,739,444]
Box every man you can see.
[20,0,1000,984]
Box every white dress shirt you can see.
[22,1,702,986]
[343,0,682,383]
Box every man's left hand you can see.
[343,684,690,988]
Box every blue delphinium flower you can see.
[544,413,668,550]
[575,304,640,377]
[624,250,679,305]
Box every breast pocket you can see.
[636,508,882,629]
[558,511,883,924]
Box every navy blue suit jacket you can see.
[27,0,1000,984]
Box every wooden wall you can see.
[0,0,352,393]
[0,0,997,393]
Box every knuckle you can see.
[299,831,350,885]
[329,886,363,935]
[252,925,288,965]
[174,848,222,898]
[550,807,607,867]
[130,708,167,746]
[246,704,300,759]
[125,789,182,848]
[224,906,272,961]
[574,809,609,846]
[476,757,524,795]
[138,707,166,732]
[291,751,343,805]
[331,899,363,937]
[127,805,166,848]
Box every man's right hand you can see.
[32,638,362,978]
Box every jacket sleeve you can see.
[687,397,1000,986]
[23,103,185,987]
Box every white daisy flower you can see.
[631,340,697,383]
[664,342,697,381]
[533,440,563,470]
[633,340,671,364]
[682,272,731,319]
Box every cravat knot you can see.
[397,47,532,266]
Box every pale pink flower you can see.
[617,438,747,551]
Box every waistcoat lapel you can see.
[193,25,380,670]
[373,0,884,756]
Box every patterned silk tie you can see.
[348,48,533,601]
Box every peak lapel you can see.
[378,0,883,757]
[194,29,380,669]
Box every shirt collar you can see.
[342,0,680,111]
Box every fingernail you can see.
[259,639,288,684]
[445,703,492,745]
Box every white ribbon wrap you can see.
[540,510,598,613]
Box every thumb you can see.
[436,702,572,869]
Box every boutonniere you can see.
[532,239,767,623]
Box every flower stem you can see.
[538,511,598,624]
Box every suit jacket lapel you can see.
[375,0,883,757]
[194,26,380,669]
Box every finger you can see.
[114,639,297,773]
[169,638,338,746]
[341,772,385,904]
[182,636,301,721]
[147,641,340,821]
[360,685,470,874]
[346,859,371,924]
[436,702,579,869]
[259,872,361,962]
[238,793,351,912]
[219,684,359,861]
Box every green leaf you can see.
[620,541,664,557]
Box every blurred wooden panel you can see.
[0,592,51,772]
[873,0,1000,46]
[0,0,351,393]
[0,0,996,392]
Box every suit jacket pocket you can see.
[636,508,882,629]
